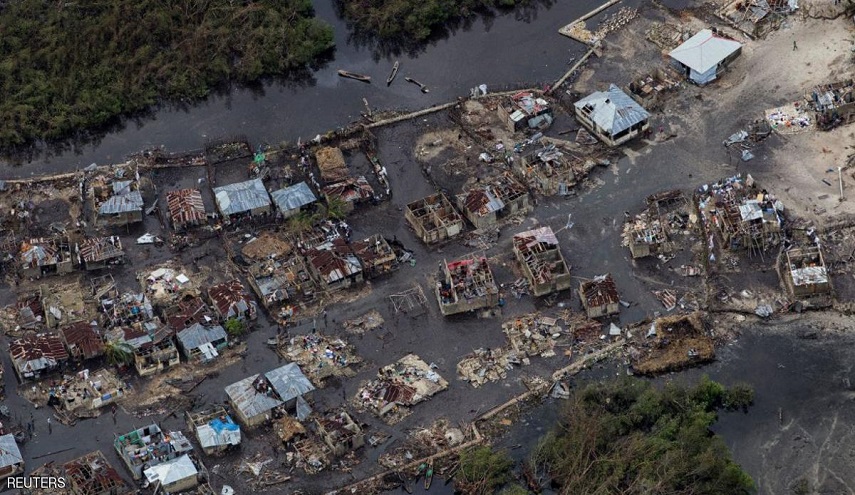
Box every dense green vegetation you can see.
[0,0,334,148]
[456,446,522,495]
[336,0,526,41]
[530,377,756,495]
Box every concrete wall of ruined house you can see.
[583,301,620,319]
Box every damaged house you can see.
[624,215,670,259]
[0,434,24,482]
[669,29,742,86]
[225,363,315,427]
[513,226,573,296]
[781,245,833,309]
[315,410,364,457]
[457,174,531,229]
[321,176,375,213]
[351,234,398,278]
[164,296,216,332]
[176,322,228,362]
[405,193,464,244]
[19,237,75,279]
[207,279,257,322]
[60,321,105,361]
[186,408,241,456]
[41,280,87,329]
[213,178,272,221]
[808,80,855,130]
[9,332,69,382]
[574,84,650,147]
[114,424,193,480]
[497,91,554,132]
[78,236,124,271]
[271,181,318,219]
[166,188,207,231]
[307,239,364,292]
[91,171,144,227]
[247,256,313,310]
[697,175,783,252]
[435,256,499,316]
[516,142,583,196]
[63,450,129,495]
[108,322,179,377]
[580,274,621,318]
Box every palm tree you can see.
[225,317,245,338]
[326,196,348,220]
[104,340,135,366]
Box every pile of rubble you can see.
[353,354,447,425]
[628,312,714,375]
[277,333,362,386]
[342,310,384,335]
[593,7,639,39]
[377,419,468,469]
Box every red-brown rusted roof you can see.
[167,188,206,228]
[60,321,105,360]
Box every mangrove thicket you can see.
[0,0,334,148]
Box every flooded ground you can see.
[0,0,624,175]
[495,320,855,495]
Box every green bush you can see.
[456,445,516,495]
[0,0,334,148]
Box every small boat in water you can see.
[424,461,434,490]
[387,61,400,86]
[404,77,429,93]
[338,70,371,83]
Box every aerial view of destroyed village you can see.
[0,0,853,494]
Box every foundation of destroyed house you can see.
[513,227,573,297]
[405,193,464,244]
[315,410,365,457]
[435,256,499,316]
[697,174,783,254]
[780,245,833,309]
[456,173,531,229]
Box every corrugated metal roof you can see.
[99,190,143,215]
[143,454,197,486]
[9,333,69,370]
[196,416,241,448]
[213,179,271,216]
[20,239,59,267]
[80,236,123,263]
[581,274,620,307]
[574,84,650,135]
[225,374,284,419]
[271,182,317,213]
[0,434,23,468]
[167,189,206,227]
[514,226,559,247]
[265,363,315,403]
[669,29,742,74]
[177,323,227,350]
[208,280,253,319]
[61,321,104,359]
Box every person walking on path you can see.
[47,417,52,435]
[793,40,798,50]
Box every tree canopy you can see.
[531,377,755,495]
[0,0,334,148]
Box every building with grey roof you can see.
[213,179,272,219]
[271,182,318,218]
[574,84,650,147]
[225,363,314,427]
[0,434,24,481]
[176,323,228,362]
[669,29,742,86]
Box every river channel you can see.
[1,0,612,177]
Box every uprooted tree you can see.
[528,376,756,495]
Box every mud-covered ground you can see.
[0,3,853,495]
